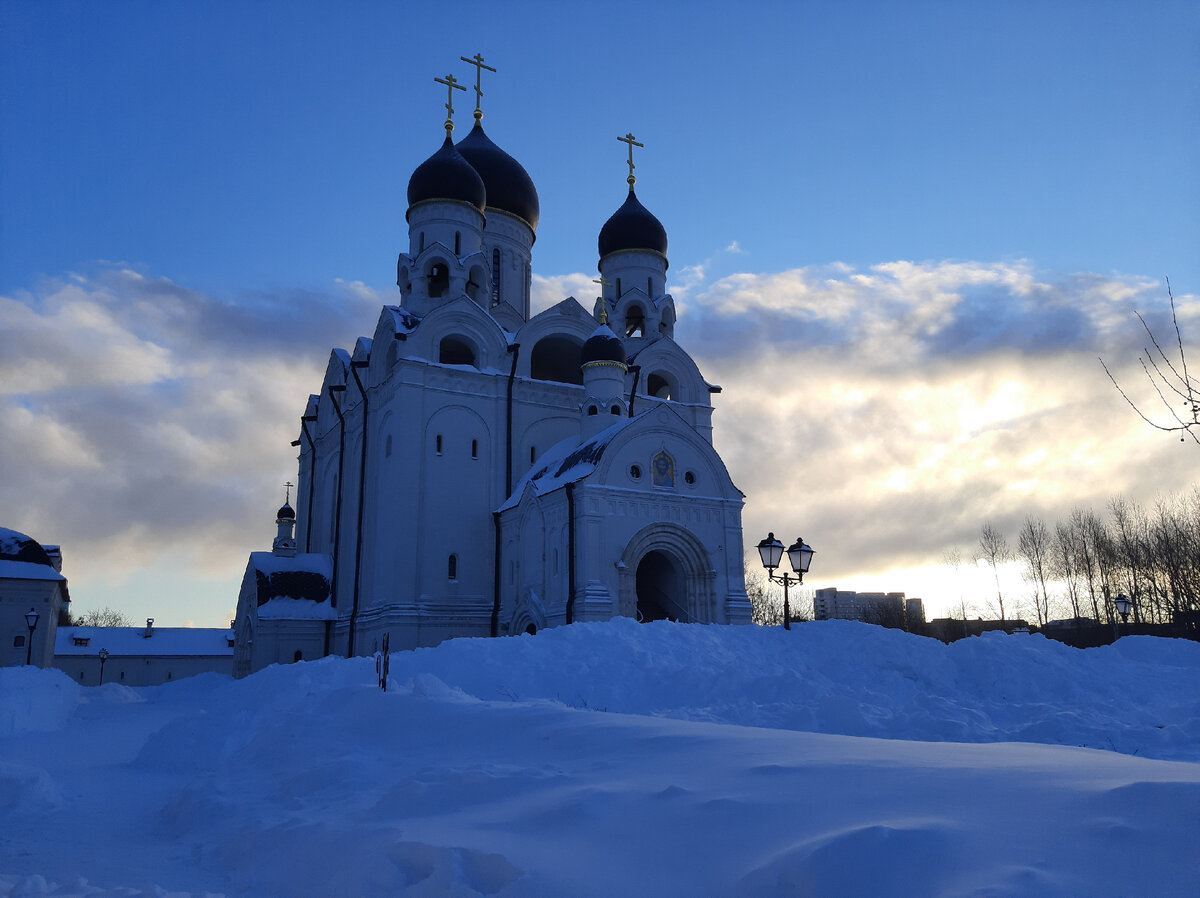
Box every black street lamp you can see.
[1114,594,1133,638]
[98,648,110,685]
[24,608,39,666]
[757,533,815,630]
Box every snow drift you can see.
[1,620,1198,897]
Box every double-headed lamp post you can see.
[24,608,40,666]
[757,533,815,630]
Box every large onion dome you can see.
[0,527,53,567]
[580,324,627,366]
[456,121,540,231]
[407,135,486,215]
[598,188,667,259]
[276,503,296,522]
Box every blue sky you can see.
[2,1,1198,627]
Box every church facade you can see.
[235,65,750,673]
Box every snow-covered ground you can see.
[2,620,1198,897]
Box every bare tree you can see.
[746,566,783,627]
[1101,277,1199,445]
[75,607,134,627]
[1017,515,1053,627]
[978,522,1011,622]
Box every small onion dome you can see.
[276,503,296,522]
[580,324,627,366]
[407,135,486,214]
[0,527,53,567]
[598,188,668,260]
[456,121,540,231]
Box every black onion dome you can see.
[598,188,668,259]
[456,121,540,231]
[0,527,53,567]
[276,503,295,521]
[581,324,627,366]
[407,135,486,213]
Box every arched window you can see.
[385,434,393,458]
[435,434,443,455]
[13,635,24,647]
[471,439,478,459]
[448,554,458,580]
[530,336,584,384]
[525,624,537,635]
[419,232,425,253]
[428,262,449,298]
[610,405,621,415]
[647,277,653,297]
[293,650,303,663]
[616,278,622,298]
[491,249,501,306]
[587,406,598,416]
[439,336,477,367]
[624,305,645,338]
[647,372,673,400]
[454,231,461,255]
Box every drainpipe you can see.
[505,344,520,496]
[348,359,371,658]
[627,365,642,416]
[327,386,348,647]
[566,482,577,624]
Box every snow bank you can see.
[0,666,79,737]
[382,618,1200,761]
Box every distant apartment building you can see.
[814,588,923,629]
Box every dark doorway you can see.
[636,550,687,622]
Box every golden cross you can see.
[284,481,293,504]
[617,132,644,187]
[434,73,467,133]
[593,276,613,324]
[460,53,497,121]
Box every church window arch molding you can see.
[439,334,479,368]
[623,303,646,338]
[646,370,678,401]
[425,257,451,299]
[530,334,584,385]
[465,263,487,303]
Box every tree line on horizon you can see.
[961,484,1200,629]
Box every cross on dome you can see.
[617,132,644,189]
[460,53,497,121]
[593,275,613,324]
[434,73,467,134]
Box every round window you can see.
[630,464,642,480]
[684,471,696,485]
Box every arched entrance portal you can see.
[636,550,688,622]
[618,523,718,624]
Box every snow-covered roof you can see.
[499,415,637,511]
[249,552,332,608]
[382,305,422,337]
[0,560,65,582]
[0,527,57,569]
[54,626,234,657]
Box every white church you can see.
[234,61,751,675]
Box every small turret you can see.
[273,485,298,558]
[579,317,629,442]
